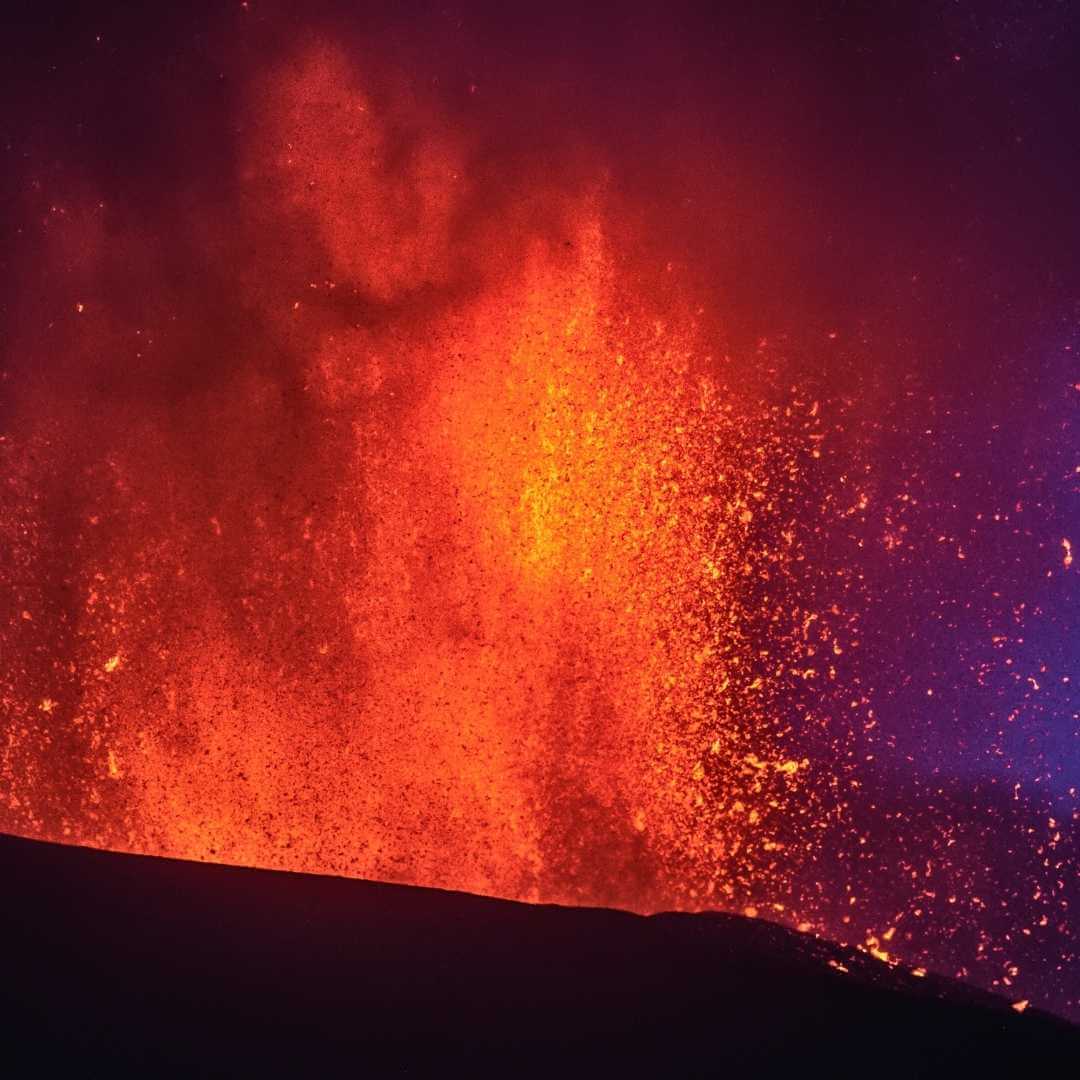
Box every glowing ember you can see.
[1,7,1077,1023]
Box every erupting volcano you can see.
[1,0,1078,1033]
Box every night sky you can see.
[1,2,1078,1020]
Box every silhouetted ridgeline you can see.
[1,833,1076,1076]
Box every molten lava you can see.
[1,27,1076,1022]
[0,43,848,909]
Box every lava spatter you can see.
[1,22,1076,1023]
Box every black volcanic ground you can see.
[1,834,1076,1076]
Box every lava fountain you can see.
[1,17,1076,1021]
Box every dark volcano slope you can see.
[1,833,1075,1076]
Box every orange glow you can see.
[0,43,843,913]
[2,32,1077,1024]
